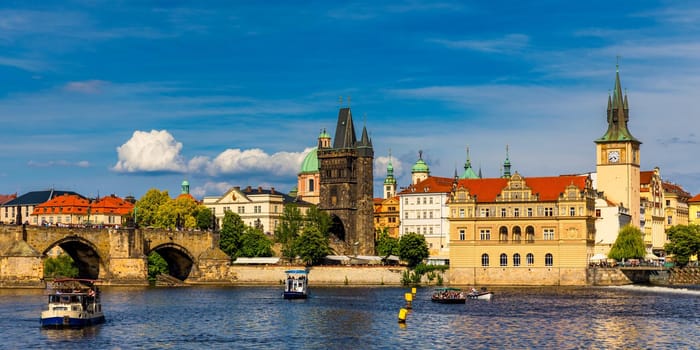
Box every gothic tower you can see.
[595,65,642,227]
[318,107,375,255]
[383,150,397,199]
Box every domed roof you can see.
[181,180,189,187]
[412,152,430,173]
[300,147,319,173]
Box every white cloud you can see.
[430,34,530,54]
[375,155,403,178]
[27,160,90,168]
[113,130,186,173]
[204,147,313,176]
[64,80,108,94]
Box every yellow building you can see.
[662,182,691,229]
[640,168,666,252]
[689,194,700,225]
[448,173,596,286]
[373,196,400,238]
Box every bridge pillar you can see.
[0,225,44,287]
[102,228,148,286]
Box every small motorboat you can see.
[40,278,105,328]
[467,287,494,300]
[283,269,308,299]
[431,287,466,304]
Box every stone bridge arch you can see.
[44,236,107,280]
[148,243,196,281]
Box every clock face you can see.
[607,150,620,163]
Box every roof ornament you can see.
[338,96,343,108]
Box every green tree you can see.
[398,232,429,268]
[148,251,169,282]
[195,206,212,230]
[305,205,332,236]
[375,228,399,257]
[173,195,199,229]
[44,253,79,278]
[219,211,247,258]
[665,224,700,266]
[154,198,177,229]
[238,227,274,257]
[135,189,171,228]
[294,226,332,265]
[608,225,646,261]
[274,205,304,260]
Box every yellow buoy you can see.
[411,287,417,295]
[398,308,408,323]
[404,293,413,302]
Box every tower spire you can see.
[596,63,640,144]
[502,145,512,178]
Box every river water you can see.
[1,284,698,349]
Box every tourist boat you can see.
[40,278,105,328]
[283,269,308,299]
[467,287,494,300]
[431,287,466,304]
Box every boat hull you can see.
[283,291,307,300]
[40,313,105,329]
[468,292,493,300]
[431,298,466,304]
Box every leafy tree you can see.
[398,232,429,268]
[219,211,247,258]
[195,206,212,230]
[274,205,304,259]
[173,195,199,229]
[608,225,646,261]
[305,205,332,237]
[238,227,274,257]
[294,226,332,265]
[154,198,177,229]
[135,189,171,228]
[665,224,700,266]
[375,228,399,257]
[147,251,169,282]
[44,253,78,278]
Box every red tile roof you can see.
[640,171,654,185]
[398,176,454,195]
[0,193,17,205]
[32,194,90,215]
[663,182,691,198]
[92,195,134,215]
[687,193,700,203]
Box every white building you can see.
[398,176,452,258]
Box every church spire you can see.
[502,145,512,178]
[596,63,640,144]
[460,146,479,179]
[383,149,396,199]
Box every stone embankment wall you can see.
[230,265,407,286]
[668,267,700,285]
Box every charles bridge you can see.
[0,224,233,287]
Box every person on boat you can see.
[471,288,477,293]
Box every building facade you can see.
[373,196,400,239]
[662,182,691,229]
[448,173,596,286]
[203,186,310,235]
[398,176,452,258]
[296,130,330,205]
[640,168,666,253]
[2,189,85,225]
[317,106,375,255]
[688,194,700,225]
[31,193,133,227]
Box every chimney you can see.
[258,186,262,193]
[271,187,275,194]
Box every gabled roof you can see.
[640,171,654,185]
[91,195,134,215]
[4,190,85,207]
[398,176,453,195]
[455,175,588,202]
[689,194,700,203]
[32,194,90,215]
[0,194,17,205]
[663,182,691,198]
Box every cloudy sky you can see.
[1,1,699,200]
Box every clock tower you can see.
[595,65,642,227]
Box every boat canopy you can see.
[285,269,308,274]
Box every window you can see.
[423,198,427,204]
[666,200,670,206]
[501,208,506,217]
[237,206,245,214]
[459,229,465,240]
[480,229,491,240]
[429,197,433,204]
[423,211,427,219]
[429,211,433,219]
[499,226,508,242]
[513,253,521,267]
[697,212,700,219]
[459,208,465,218]
[545,253,553,267]
[570,207,575,216]
[527,208,533,217]
[481,254,490,267]
[254,206,262,213]
[514,208,520,217]
[500,253,508,266]
[595,209,601,217]
[526,226,535,243]
[543,228,555,240]
[405,212,409,219]
[405,227,409,234]
[512,226,522,242]
[308,179,315,192]
[526,253,534,266]
[544,207,554,216]
[405,198,408,204]
[480,208,490,217]
[429,227,433,234]
[667,216,672,225]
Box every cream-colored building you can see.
[640,168,666,252]
[689,194,700,225]
[662,182,690,229]
[398,176,452,258]
[593,196,631,256]
[203,186,311,235]
[448,173,596,286]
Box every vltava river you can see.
[1,284,698,349]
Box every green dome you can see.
[411,158,429,173]
[300,147,319,173]
[319,129,331,139]
[181,180,189,186]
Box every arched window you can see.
[512,226,522,242]
[513,253,521,267]
[308,179,315,192]
[481,254,490,267]
[545,253,553,267]
[499,226,508,242]
[526,253,534,266]
[526,226,535,243]
[500,253,508,266]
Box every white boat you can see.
[283,270,308,299]
[467,288,494,300]
[40,278,105,328]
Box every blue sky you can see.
[1,0,699,200]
